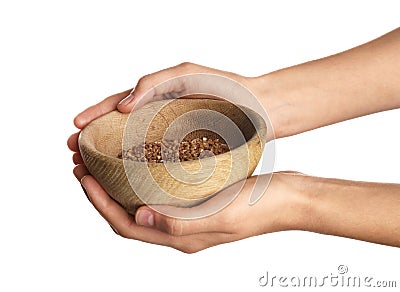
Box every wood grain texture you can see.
[79,97,267,214]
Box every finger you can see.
[81,176,135,228]
[168,232,238,254]
[81,175,174,246]
[118,62,241,112]
[80,175,243,252]
[132,63,191,99]
[67,132,80,152]
[72,152,84,165]
[277,171,306,176]
[74,88,132,129]
[135,205,223,236]
[135,177,257,236]
[130,205,240,253]
[117,66,188,112]
[73,164,89,181]
[117,62,218,112]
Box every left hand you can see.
[67,88,132,175]
[77,171,308,253]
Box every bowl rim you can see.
[79,99,268,166]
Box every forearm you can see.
[254,27,400,138]
[291,175,400,247]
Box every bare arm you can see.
[298,176,400,247]
[257,27,400,138]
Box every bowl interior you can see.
[118,96,261,158]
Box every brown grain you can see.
[118,137,229,163]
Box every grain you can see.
[118,137,229,162]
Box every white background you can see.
[1,0,399,291]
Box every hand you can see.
[78,171,308,253]
[68,62,261,180]
[67,88,132,179]
[117,62,257,113]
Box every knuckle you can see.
[163,217,183,236]
[137,73,159,90]
[180,247,197,254]
[169,238,204,254]
[99,199,115,213]
[229,218,243,233]
[178,62,194,70]
[108,224,120,235]
[116,229,129,238]
[177,243,201,254]
[113,221,136,239]
[217,212,240,233]
[137,74,151,86]
[228,223,241,234]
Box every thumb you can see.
[117,85,159,113]
[116,81,184,113]
[117,64,193,113]
[135,205,214,236]
[116,88,136,113]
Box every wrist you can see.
[249,72,299,139]
[266,172,315,233]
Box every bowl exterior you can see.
[78,100,267,214]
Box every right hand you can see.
[117,62,257,113]
[68,62,266,185]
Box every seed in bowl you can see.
[118,137,229,163]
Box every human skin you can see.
[68,28,400,252]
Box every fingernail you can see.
[136,209,154,227]
[81,184,91,203]
[80,176,91,203]
[109,223,119,235]
[119,92,134,106]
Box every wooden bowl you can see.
[79,97,267,214]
